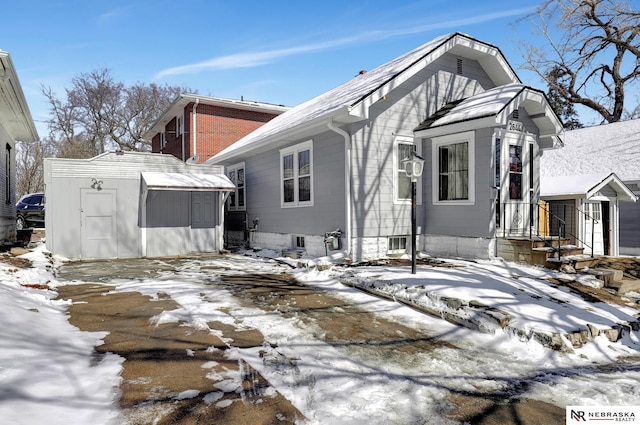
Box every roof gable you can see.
[210,33,520,163]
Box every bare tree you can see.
[518,0,640,123]
[43,68,189,157]
[15,139,55,197]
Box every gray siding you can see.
[620,195,640,249]
[243,130,346,236]
[349,54,495,240]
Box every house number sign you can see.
[508,120,524,132]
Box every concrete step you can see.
[531,238,571,249]
[607,279,640,295]
[587,268,624,286]
[545,255,600,271]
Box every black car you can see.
[16,192,45,230]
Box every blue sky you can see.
[3,0,547,138]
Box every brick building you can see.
[144,94,289,163]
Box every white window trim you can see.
[176,115,183,136]
[393,135,423,205]
[227,162,246,211]
[431,130,475,205]
[387,236,408,254]
[280,140,314,208]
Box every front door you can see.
[497,132,534,236]
[81,189,117,259]
[191,191,218,252]
[584,202,604,255]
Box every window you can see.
[394,135,422,203]
[227,162,245,211]
[432,131,475,204]
[294,235,305,248]
[509,145,522,200]
[176,115,183,136]
[160,132,166,149]
[5,144,11,204]
[280,140,313,207]
[388,236,408,254]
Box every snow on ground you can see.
[1,244,640,424]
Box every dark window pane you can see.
[283,179,294,203]
[298,150,310,176]
[283,154,294,179]
[298,176,311,202]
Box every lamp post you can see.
[401,151,425,274]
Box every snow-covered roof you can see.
[0,51,39,142]
[541,172,637,201]
[209,33,519,163]
[141,171,234,191]
[414,84,563,148]
[540,119,640,182]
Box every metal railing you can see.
[498,201,598,257]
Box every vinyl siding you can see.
[242,129,346,236]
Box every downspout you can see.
[191,98,199,161]
[327,120,352,259]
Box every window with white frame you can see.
[432,131,475,204]
[388,236,408,254]
[280,140,313,207]
[160,132,166,149]
[227,162,245,211]
[176,115,183,135]
[394,135,422,203]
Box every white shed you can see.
[44,151,233,259]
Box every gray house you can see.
[209,33,563,262]
[44,152,233,259]
[0,50,39,244]
[541,120,640,256]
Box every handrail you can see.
[498,201,599,257]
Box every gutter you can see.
[327,120,352,259]
[191,98,199,162]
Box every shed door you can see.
[191,192,218,252]
[81,189,117,259]
[584,202,604,255]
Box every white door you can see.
[81,189,117,259]
[584,202,604,255]
[498,133,533,236]
[191,192,217,252]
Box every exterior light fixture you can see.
[401,151,425,274]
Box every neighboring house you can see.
[0,50,39,244]
[208,33,563,262]
[44,152,233,260]
[541,120,640,256]
[144,94,289,163]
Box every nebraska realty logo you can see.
[567,406,639,422]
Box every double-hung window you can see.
[394,135,422,203]
[227,162,245,211]
[432,131,475,204]
[280,140,313,207]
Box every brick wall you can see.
[151,103,279,163]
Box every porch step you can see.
[531,237,571,249]
[544,254,600,271]
[587,268,624,286]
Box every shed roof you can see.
[540,119,640,182]
[541,172,636,202]
[209,33,520,163]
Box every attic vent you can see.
[456,58,463,75]
[513,109,520,119]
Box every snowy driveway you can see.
[50,253,640,424]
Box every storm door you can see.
[497,132,534,236]
[81,189,117,259]
[584,202,604,255]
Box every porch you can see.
[496,201,599,270]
